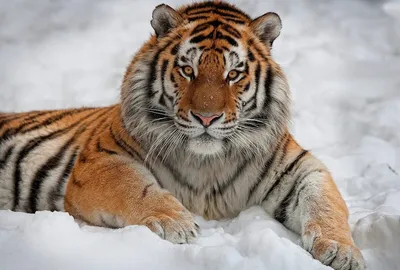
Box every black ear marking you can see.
[250,12,282,46]
[151,4,183,38]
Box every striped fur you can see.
[0,2,364,269]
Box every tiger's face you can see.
[122,2,291,157]
[171,35,249,155]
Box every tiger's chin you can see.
[188,134,224,156]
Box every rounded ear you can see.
[250,12,282,46]
[151,4,183,38]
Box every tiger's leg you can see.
[294,170,365,269]
[64,154,198,244]
[262,151,365,269]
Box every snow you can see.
[0,0,399,269]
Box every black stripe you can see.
[109,126,144,162]
[191,23,212,36]
[187,9,244,20]
[0,113,36,131]
[249,41,268,62]
[254,64,261,103]
[0,111,56,145]
[278,134,291,165]
[217,156,253,195]
[12,109,100,210]
[259,149,308,207]
[229,51,239,63]
[96,140,118,155]
[147,110,171,123]
[0,145,15,171]
[21,109,89,134]
[188,16,210,22]
[273,152,310,224]
[246,139,283,204]
[274,179,298,224]
[216,31,238,47]
[186,47,198,59]
[243,82,250,92]
[1,109,87,145]
[170,73,176,84]
[0,110,48,124]
[147,40,174,98]
[48,148,79,211]
[262,67,275,114]
[180,55,189,63]
[242,99,256,113]
[164,160,197,192]
[280,150,308,178]
[159,92,167,107]
[247,49,255,62]
[185,3,250,19]
[27,125,87,213]
[205,20,223,28]
[170,43,180,55]
[79,108,113,162]
[160,60,174,106]
[197,10,246,22]
[293,185,306,213]
[208,188,226,219]
[292,169,322,210]
[187,11,247,24]
[222,17,246,24]
[244,63,261,113]
[190,31,214,44]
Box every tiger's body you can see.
[0,1,365,269]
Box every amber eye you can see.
[227,70,240,81]
[182,66,194,77]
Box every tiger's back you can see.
[0,106,118,212]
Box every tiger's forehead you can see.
[180,17,249,49]
[175,19,248,69]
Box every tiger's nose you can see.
[190,111,223,127]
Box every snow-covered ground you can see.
[1,0,400,269]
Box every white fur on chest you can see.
[152,153,271,219]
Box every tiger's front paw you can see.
[302,225,365,270]
[141,195,199,244]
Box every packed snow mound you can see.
[0,208,330,270]
[0,0,399,269]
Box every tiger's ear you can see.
[151,4,183,38]
[250,12,282,46]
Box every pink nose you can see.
[191,111,223,127]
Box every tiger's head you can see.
[121,1,290,158]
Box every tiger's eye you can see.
[227,70,239,81]
[182,66,194,77]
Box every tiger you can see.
[0,1,365,269]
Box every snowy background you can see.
[1,0,400,269]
